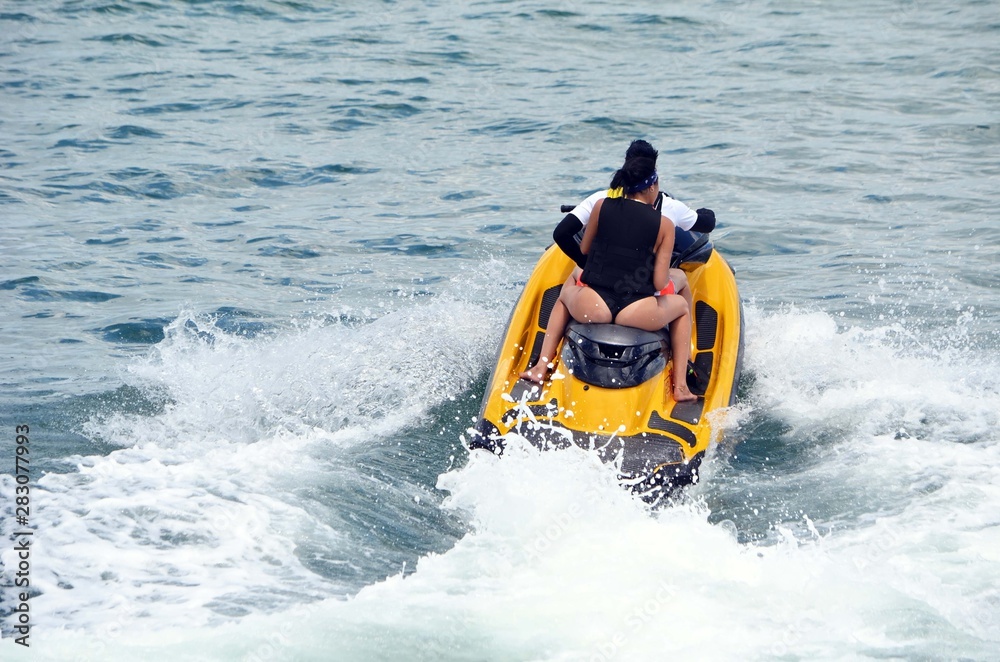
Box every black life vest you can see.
[581,198,660,297]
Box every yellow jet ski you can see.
[468,224,744,502]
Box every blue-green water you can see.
[2,1,999,659]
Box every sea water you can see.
[1,0,998,659]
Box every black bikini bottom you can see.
[589,285,650,320]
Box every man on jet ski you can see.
[519,153,699,403]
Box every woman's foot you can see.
[519,361,551,384]
[673,382,698,403]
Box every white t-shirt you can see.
[569,189,698,231]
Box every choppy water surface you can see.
[1,0,999,659]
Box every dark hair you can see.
[611,139,660,188]
[610,156,656,192]
[624,139,658,162]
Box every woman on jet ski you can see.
[520,155,697,403]
[553,139,716,312]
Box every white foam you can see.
[4,302,999,660]
[1,289,505,641]
[88,296,496,449]
[16,432,999,660]
[743,303,1000,443]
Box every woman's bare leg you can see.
[617,294,697,402]
[664,271,695,401]
[519,296,569,384]
[519,273,611,384]
[669,268,693,312]
[667,306,697,402]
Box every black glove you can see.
[692,208,716,233]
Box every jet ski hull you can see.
[471,235,743,501]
